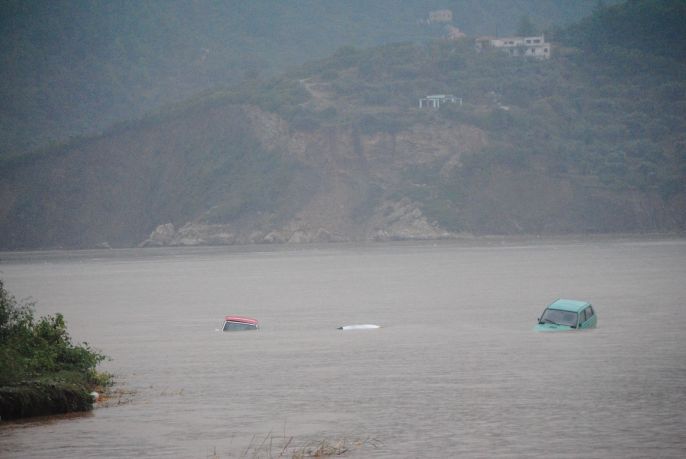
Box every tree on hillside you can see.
[517,15,538,36]
[559,0,686,60]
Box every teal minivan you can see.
[535,299,597,331]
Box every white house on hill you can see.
[419,94,462,109]
[475,35,551,59]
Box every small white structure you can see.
[446,26,466,40]
[428,10,453,23]
[475,35,551,59]
[419,94,463,109]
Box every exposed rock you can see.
[139,222,235,247]
[288,230,309,244]
[139,223,176,247]
[177,223,235,245]
[371,198,452,241]
[258,225,347,245]
[263,231,286,244]
[313,228,340,243]
[246,230,266,244]
[139,197,456,247]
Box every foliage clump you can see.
[0,280,109,420]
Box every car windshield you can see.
[540,309,578,327]
[223,321,256,331]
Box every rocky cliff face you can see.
[0,101,682,250]
[137,105,482,247]
[139,196,454,247]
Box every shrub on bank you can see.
[0,280,109,420]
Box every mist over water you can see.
[1,239,685,458]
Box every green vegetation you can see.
[202,0,683,233]
[0,280,109,420]
[320,3,684,232]
[0,100,321,249]
[0,0,608,156]
[0,0,683,248]
[557,0,686,60]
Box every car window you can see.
[223,321,256,331]
[581,308,588,323]
[587,306,594,318]
[540,309,578,326]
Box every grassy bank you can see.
[0,280,110,421]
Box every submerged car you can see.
[222,316,258,331]
[535,299,597,331]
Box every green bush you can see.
[0,280,108,419]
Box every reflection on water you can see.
[1,239,686,457]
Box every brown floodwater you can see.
[1,238,685,458]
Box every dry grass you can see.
[291,438,348,458]
[205,431,382,458]
[94,386,136,407]
[92,377,136,408]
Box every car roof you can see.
[224,316,258,325]
[547,299,591,313]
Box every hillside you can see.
[0,0,611,156]
[0,0,684,250]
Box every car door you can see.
[579,306,596,329]
[577,307,588,329]
[584,305,597,328]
